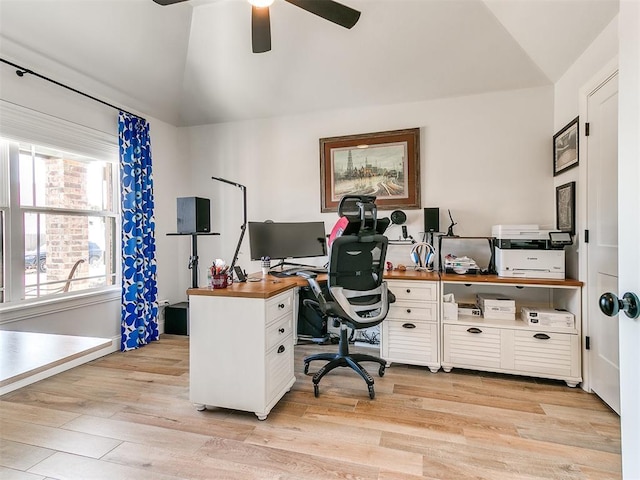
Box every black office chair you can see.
[298,195,395,399]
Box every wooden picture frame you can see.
[319,128,421,212]
[556,181,576,235]
[553,116,579,176]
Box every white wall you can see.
[183,85,554,282]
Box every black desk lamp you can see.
[211,176,247,272]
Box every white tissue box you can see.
[443,302,458,321]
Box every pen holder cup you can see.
[211,274,228,289]
[261,259,271,276]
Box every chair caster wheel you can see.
[314,384,319,397]
[304,362,310,374]
[368,385,375,399]
[378,365,385,377]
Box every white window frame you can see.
[0,100,120,318]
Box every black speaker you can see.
[177,197,210,233]
[165,302,189,335]
[424,207,440,233]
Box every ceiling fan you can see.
[152,0,361,54]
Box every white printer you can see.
[491,225,570,280]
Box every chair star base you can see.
[303,325,386,399]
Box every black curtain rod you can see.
[0,57,145,122]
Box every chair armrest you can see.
[297,271,330,314]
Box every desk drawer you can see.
[388,301,437,322]
[383,319,437,363]
[444,324,502,369]
[266,335,294,402]
[388,280,438,302]
[513,331,575,377]
[266,314,293,351]
[266,291,293,324]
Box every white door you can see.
[617,2,639,476]
[586,72,620,413]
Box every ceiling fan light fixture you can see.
[248,0,274,7]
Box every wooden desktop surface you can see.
[187,269,440,299]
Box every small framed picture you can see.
[556,181,576,235]
[553,116,579,176]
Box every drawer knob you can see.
[533,333,551,340]
[279,327,285,334]
[406,309,411,314]
[406,289,411,293]
[278,303,285,309]
[467,327,482,334]
[277,345,286,353]
[402,323,416,329]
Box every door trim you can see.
[578,57,618,393]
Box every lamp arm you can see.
[212,177,247,271]
[230,224,246,272]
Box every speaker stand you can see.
[167,232,219,288]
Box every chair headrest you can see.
[327,195,389,247]
[338,195,378,221]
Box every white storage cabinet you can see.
[381,278,440,373]
[189,290,296,420]
[440,275,582,387]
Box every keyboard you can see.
[269,266,326,278]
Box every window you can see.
[0,103,119,305]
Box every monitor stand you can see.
[271,260,317,270]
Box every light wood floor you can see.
[0,335,621,480]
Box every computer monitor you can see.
[248,221,327,262]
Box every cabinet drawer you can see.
[384,320,437,363]
[266,314,293,351]
[513,331,576,377]
[266,335,294,402]
[444,324,502,369]
[388,301,437,322]
[388,280,438,302]
[266,292,293,324]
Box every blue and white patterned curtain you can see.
[118,112,159,351]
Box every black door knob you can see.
[599,292,640,319]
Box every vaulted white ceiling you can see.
[0,0,618,127]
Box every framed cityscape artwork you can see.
[319,128,421,212]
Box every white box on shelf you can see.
[521,307,575,329]
[458,303,481,317]
[483,304,516,314]
[476,293,516,308]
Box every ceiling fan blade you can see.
[252,6,272,53]
[285,0,360,29]
[152,0,190,5]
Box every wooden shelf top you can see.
[440,273,583,287]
